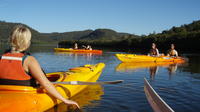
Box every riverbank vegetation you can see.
[59,20,200,52]
[1,20,200,52]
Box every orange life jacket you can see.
[0,53,37,86]
[149,48,158,56]
[168,49,177,57]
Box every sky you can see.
[0,0,200,35]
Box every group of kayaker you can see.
[0,25,80,108]
[74,43,93,50]
[0,25,181,110]
[149,43,178,57]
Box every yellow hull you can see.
[0,63,105,112]
[116,54,185,63]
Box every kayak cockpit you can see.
[47,74,61,82]
[46,72,64,82]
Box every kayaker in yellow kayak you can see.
[148,43,160,57]
[82,45,92,50]
[74,43,78,49]
[82,45,87,49]
[0,25,79,108]
[167,44,178,57]
[86,45,92,50]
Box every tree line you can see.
[59,20,200,52]
[1,20,200,52]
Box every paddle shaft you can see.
[52,80,123,85]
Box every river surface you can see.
[1,45,200,112]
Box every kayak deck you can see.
[0,63,105,112]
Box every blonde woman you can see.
[0,25,79,108]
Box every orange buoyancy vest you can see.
[168,49,178,57]
[150,48,158,56]
[0,53,37,86]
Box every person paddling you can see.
[167,44,178,57]
[86,45,92,50]
[74,43,78,49]
[0,25,79,108]
[148,43,160,57]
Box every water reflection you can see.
[149,66,159,80]
[54,52,102,61]
[54,52,102,56]
[46,85,104,112]
[116,62,185,80]
[181,55,200,74]
[115,62,180,72]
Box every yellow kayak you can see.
[54,48,103,54]
[0,63,105,112]
[116,54,185,63]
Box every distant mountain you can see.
[0,21,44,43]
[80,29,119,40]
[0,21,137,44]
[80,28,139,40]
[0,21,94,43]
[41,30,93,41]
[2,20,199,51]
[59,20,200,51]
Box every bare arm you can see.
[175,50,178,57]
[156,49,160,56]
[27,56,79,108]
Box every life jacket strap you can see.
[1,56,22,61]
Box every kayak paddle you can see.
[52,80,123,85]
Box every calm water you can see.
[1,44,200,112]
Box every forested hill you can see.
[59,20,200,51]
[80,29,138,40]
[141,20,200,51]
[161,20,200,33]
[0,21,138,44]
[0,21,44,43]
[1,20,200,51]
[0,21,94,43]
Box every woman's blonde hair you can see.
[10,25,31,52]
